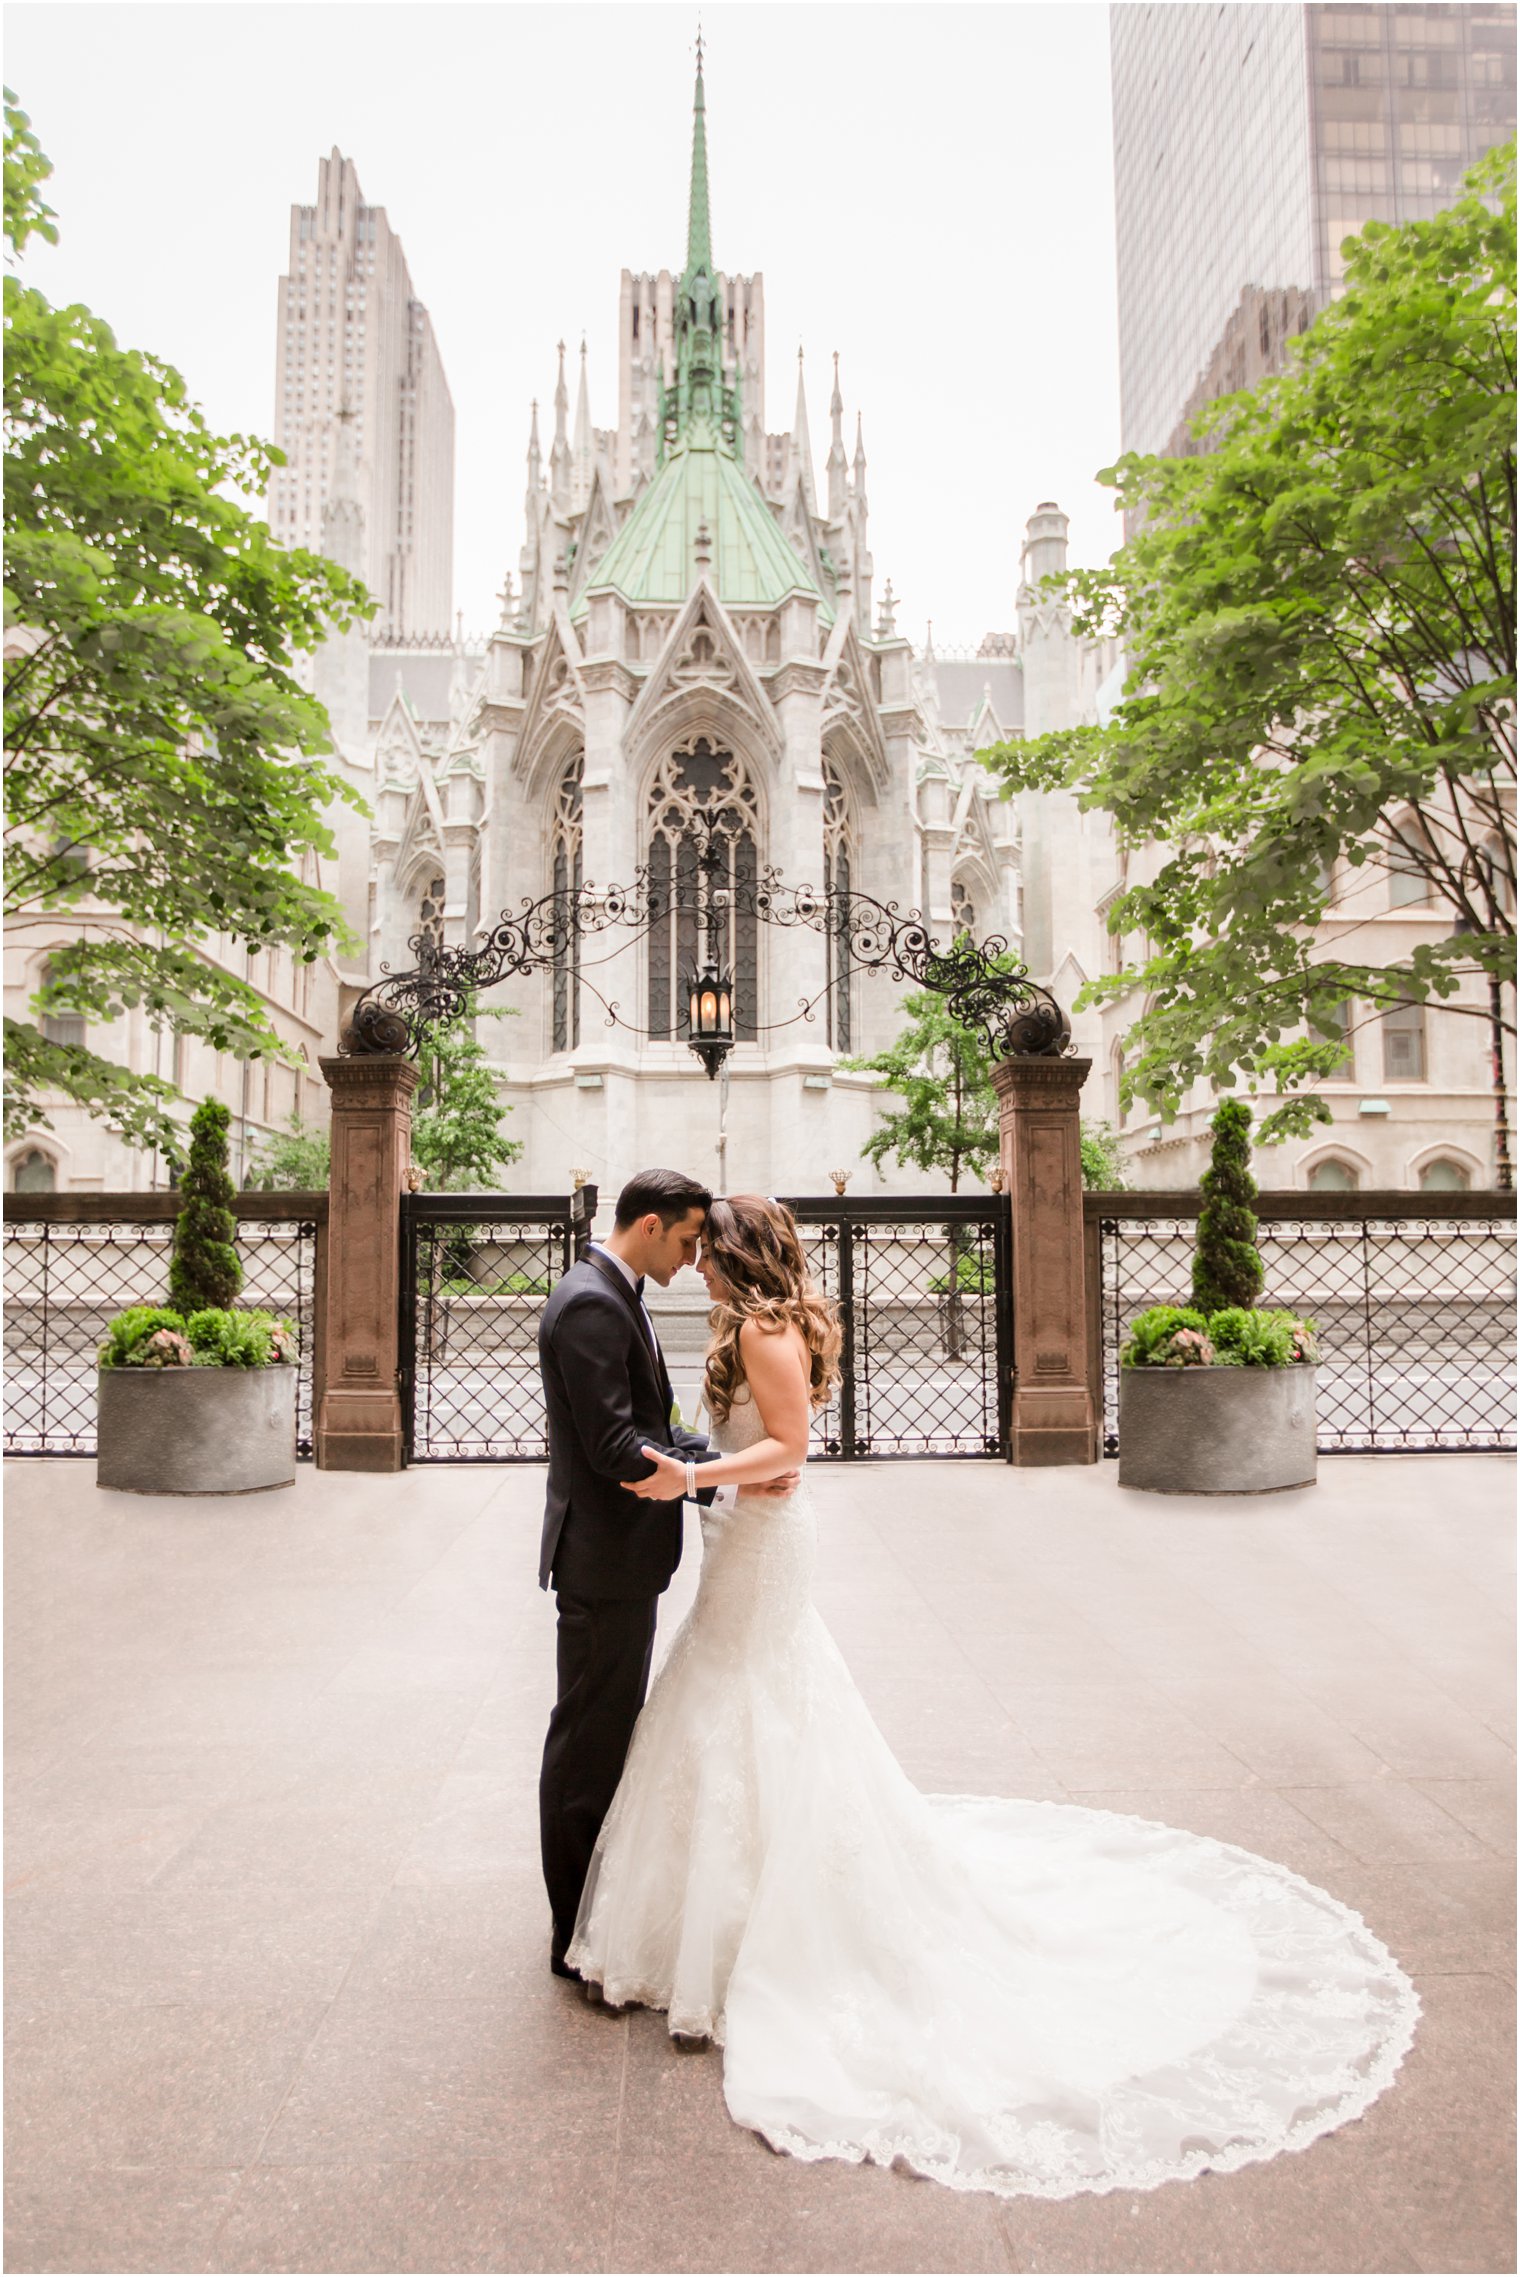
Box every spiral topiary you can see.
[168,1097,243,1314]
[1192,1097,1265,1315]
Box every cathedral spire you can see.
[572,336,593,510]
[550,340,571,510]
[526,397,541,492]
[685,37,713,283]
[790,346,816,509]
[665,40,735,455]
[826,351,848,520]
[854,411,868,505]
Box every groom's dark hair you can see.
[614,1168,712,1230]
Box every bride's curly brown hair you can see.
[702,1195,842,1423]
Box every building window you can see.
[415,872,446,954]
[950,879,976,938]
[1382,997,1427,1081]
[823,767,854,1053]
[1319,997,1356,1078]
[38,961,85,1049]
[646,739,759,1044]
[551,754,583,1053]
[1307,1157,1360,1192]
[1419,1157,1471,1192]
[1388,862,1429,908]
[11,1147,56,1193]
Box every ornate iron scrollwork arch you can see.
[343,810,1071,1064]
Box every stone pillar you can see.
[993,1054,1099,1466]
[316,1053,419,1471]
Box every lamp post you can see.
[686,957,735,1188]
[682,810,739,1190]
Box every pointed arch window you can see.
[823,766,854,1053]
[38,960,85,1049]
[415,872,446,954]
[551,754,584,1053]
[11,1147,57,1193]
[646,739,759,1044]
[950,878,977,939]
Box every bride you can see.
[565,1194,1419,2200]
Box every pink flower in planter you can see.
[138,1329,193,1368]
[1168,1329,1215,1366]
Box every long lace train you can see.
[567,1393,1418,2199]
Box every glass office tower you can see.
[1111,2,1517,460]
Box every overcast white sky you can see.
[8,0,1122,648]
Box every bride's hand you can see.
[622,1447,689,1501]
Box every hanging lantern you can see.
[685,960,735,1080]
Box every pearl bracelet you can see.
[685,1460,697,1500]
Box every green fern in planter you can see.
[1192,1098,1264,1315]
[168,1098,242,1313]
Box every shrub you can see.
[99,1305,189,1368]
[1193,1098,1264,1314]
[185,1309,296,1368]
[1121,1306,1214,1368]
[168,1098,242,1313]
[137,1328,193,1367]
[1209,1308,1318,1368]
[100,1304,294,1369]
[928,1254,993,1295]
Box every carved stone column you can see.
[316,1053,419,1472]
[992,1054,1099,1466]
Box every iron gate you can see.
[400,1190,591,1461]
[401,1189,1012,1462]
[780,1197,1012,1459]
[1092,1194,1517,1456]
[3,1197,321,1459]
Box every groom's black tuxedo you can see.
[537,1245,719,1970]
[537,1248,718,1596]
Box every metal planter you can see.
[1117,1365,1318,1496]
[96,1366,298,1496]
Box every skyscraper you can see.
[1111,2,1517,459]
[268,149,455,636]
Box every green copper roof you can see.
[572,433,832,623]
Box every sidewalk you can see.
[5,1453,1514,2275]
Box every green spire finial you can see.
[685,32,712,283]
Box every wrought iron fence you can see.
[780,1198,1012,1459]
[1090,1195,1517,1456]
[402,1190,592,1460]
[3,1198,322,1458]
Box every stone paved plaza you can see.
[4,1453,1514,2275]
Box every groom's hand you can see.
[621,1447,688,1501]
[753,1471,802,1497]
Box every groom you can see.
[536,1166,795,1980]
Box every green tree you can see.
[981,143,1516,1171]
[244,1003,523,1194]
[3,90,371,1161]
[412,1003,523,1191]
[245,1109,331,1192]
[1192,1099,1265,1315]
[842,982,1001,1193]
[168,1097,241,1312]
[1079,1119,1128,1191]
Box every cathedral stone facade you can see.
[313,62,1111,1198]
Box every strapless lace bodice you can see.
[567,1364,1418,2200]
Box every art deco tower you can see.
[268,149,455,636]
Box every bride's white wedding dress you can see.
[566,1384,1419,2199]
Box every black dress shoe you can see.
[550,1953,583,1982]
